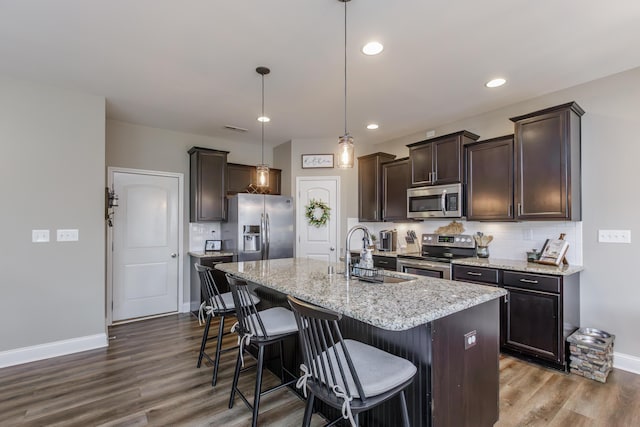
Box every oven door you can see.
[396,258,451,280]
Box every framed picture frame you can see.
[204,239,221,252]
[301,154,334,169]
[537,238,569,266]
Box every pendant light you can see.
[256,66,270,188]
[336,0,354,169]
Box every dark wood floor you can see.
[1,313,639,426]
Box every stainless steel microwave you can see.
[407,183,463,219]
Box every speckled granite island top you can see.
[451,257,583,276]
[216,258,506,331]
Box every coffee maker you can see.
[379,230,397,252]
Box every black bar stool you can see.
[194,264,259,386]
[227,275,299,427]
[288,295,417,427]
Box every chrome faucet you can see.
[344,225,372,279]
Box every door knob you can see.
[330,247,335,251]
[170,253,177,258]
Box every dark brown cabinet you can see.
[189,147,228,222]
[382,157,410,221]
[408,130,479,186]
[227,163,282,195]
[358,152,396,222]
[465,135,514,221]
[451,264,580,370]
[510,102,584,220]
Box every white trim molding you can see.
[613,352,640,375]
[0,333,108,369]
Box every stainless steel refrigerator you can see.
[221,193,294,261]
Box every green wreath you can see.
[305,199,331,227]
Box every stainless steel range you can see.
[396,233,476,279]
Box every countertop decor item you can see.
[537,234,569,266]
[305,198,331,227]
[473,232,493,258]
[434,220,465,235]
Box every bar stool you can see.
[227,275,299,427]
[288,295,417,427]
[195,264,259,386]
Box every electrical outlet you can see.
[464,330,477,350]
[57,229,79,242]
[32,229,50,243]
[598,229,631,243]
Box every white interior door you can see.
[296,177,339,263]
[111,171,180,322]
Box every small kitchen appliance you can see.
[396,233,476,279]
[407,183,463,219]
[379,229,397,252]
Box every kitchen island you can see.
[217,258,507,426]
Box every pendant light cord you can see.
[261,73,265,165]
[343,0,348,135]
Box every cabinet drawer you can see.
[503,271,560,293]
[452,265,499,285]
[373,255,397,271]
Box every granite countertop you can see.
[451,257,583,276]
[216,258,506,331]
[189,251,235,259]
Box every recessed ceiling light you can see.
[367,123,379,130]
[485,78,506,88]
[257,116,270,123]
[362,41,384,56]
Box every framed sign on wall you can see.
[302,154,334,169]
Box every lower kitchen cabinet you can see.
[189,254,234,314]
[452,264,580,370]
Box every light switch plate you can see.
[32,229,50,243]
[598,229,631,243]
[57,229,79,242]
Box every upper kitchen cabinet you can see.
[227,163,282,195]
[408,130,480,186]
[510,102,584,221]
[466,135,514,221]
[188,147,228,222]
[358,152,396,222]
[382,157,410,221]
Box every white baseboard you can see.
[0,333,108,369]
[180,302,191,313]
[614,352,640,375]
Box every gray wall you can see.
[0,75,106,351]
[106,120,271,304]
[370,67,640,359]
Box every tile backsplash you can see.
[348,218,583,265]
[189,222,221,252]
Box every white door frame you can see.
[106,167,184,326]
[295,176,341,259]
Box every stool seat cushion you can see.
[246,307,298,337]
[316,339,416,398]
[211,292,259,311]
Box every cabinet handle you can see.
[519,278,539,284]
[508,205,512,216]
[517,203,522,216]
[467,272,482,276]
[504,294,509,303]
[378,260,389,265]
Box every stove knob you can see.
[455,237,460,242]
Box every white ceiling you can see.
[1,1,639,148]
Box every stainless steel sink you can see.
[356,275,412,284]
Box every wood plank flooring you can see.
[1,313,639,426]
